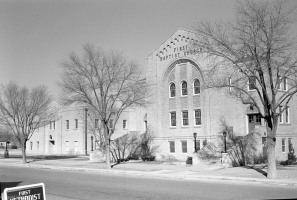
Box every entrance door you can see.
[74,141,78,154]
[48,141,55,154]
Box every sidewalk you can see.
[0,156,297,187]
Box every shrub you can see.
[253,153,268,164]
[288,143,296,164]
[186,156,192,165]
[11,145,18,149]
[160,154,178,162]
[141,154,156,161]
[203,139,207,147]
[281,143,296,166]
[127,153,139,160]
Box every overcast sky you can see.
[0,0,267,99]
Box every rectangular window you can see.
[282,138,286,153]
[248,76,256,90]
[288,138,292,150]
[169,141,175,153]
[123,120,127,129]
[256,114,261,124]
[66,120,69,130]
[279,106,283,123]
[194,109,201,125]
[75,119,78,129]
[37,141,39,150]
[182,111,189,126]
[283,77,287,91]
[49,121,52,130]
[285,106,289,123]
[53,121,55,129]
[95,119,99,129]
[196,140,201,151]
[248,115,254,123]
[181,141,187,153]
[170,112,176,127]
[30,141,33,150]
[228,77,232,92]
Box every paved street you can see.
[1,165,297,200]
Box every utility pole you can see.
[85,108,88,155]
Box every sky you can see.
[0,0,238,99]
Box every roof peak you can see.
[148,28,196,57]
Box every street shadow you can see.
[245,166,268,177]
[0,181,22,197]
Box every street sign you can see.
[3,183,46,200]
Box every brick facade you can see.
[27,28,297,162]
[146,28,297,161]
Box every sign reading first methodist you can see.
[3,183,46,200]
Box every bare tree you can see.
[0,82,52,163]
[59,44,148,169]
[193,0,297,178]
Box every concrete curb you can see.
[1,162,297,187]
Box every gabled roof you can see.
[148,28,197,58]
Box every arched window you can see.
[181,81,188,96]
[193,79,200,94]
[170,83,176,97]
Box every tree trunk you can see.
[21,141,27,164]
[266,126,277,179]
[103,122,111,169]
[105,141,111,169]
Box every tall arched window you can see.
[170,83,176,97]
[181,81,188,96]
[193,79,200,94]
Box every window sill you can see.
[279,123,291,126]
[181,95,188,98]
[194,125,202,128]
[169,97,176,99]
[181,126,189,128]
[170,126,177,129]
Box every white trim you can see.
[169,141,175,153]
[194,109,202,126]
[170,111,177,128]
[248,76,256,91]
[180,81,188,97]
[181,110,189,127]
[193,78,201,95]
[285,106,290,124]
[169,82,176,98]
[282,138,286,153]
[181,140,187,153]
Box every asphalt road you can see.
[1,165,297,200]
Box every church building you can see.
[27,28,296,162]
